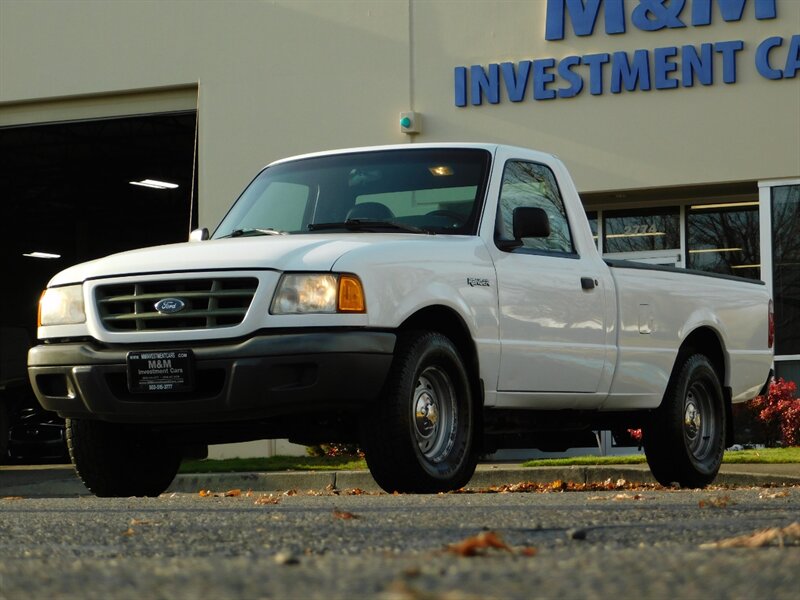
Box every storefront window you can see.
[603,207,680,254]
[686,202,760,279]
[772,185,800,356]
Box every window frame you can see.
[493,159,578,259]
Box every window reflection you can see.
[687,203,760,279]
[496,161,574,254]
[603,207,680,253]
[772,185,800,355]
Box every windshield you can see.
[212,148,492,238]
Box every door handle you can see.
[581,277,597,290]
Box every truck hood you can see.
[48,234,408,286]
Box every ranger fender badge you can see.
[467,277,490,287]
[154,298,186,314]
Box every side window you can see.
[495,161,574,255]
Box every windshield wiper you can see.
[220,228,287,238]
[307,219,431,234]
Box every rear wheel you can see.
[643,354,725,488]
[67,418,181,497]
[360,331,478,493]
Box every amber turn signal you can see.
[338,275,366,312]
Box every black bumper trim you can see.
[28,331,396,424]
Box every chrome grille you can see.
[96,277,258,331]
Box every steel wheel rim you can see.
[412,366,457,463]
[683,380,716,461]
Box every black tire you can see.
[643,354,725,488]
[360,331,478,493]
[67,418,181,497]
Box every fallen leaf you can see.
[129,519,156,526]
[283,489,298,497]
[613,493,643,501]
[121,528,136,537]
[759,490,790,499]
[446,531,513,557]
[198,489,213,497]
[333,509,359,520]
[519,546,539,556]
[254,494,281,505]
[2,496,24,501]
[223,489,242,497]
[699,495,733,509]
[701,522,800,548]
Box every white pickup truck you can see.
[28,144,774,496]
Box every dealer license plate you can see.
[127,350,194,393]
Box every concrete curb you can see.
[3,464,799,497]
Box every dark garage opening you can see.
[0,111,198,460]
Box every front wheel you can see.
[360,331,478,493]
[643,354,725,488]
[67,418,181,497]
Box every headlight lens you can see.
[39,285,86,326]
[271,273,365,314]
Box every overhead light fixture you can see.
[688,247,743,254]
[690,201,758,210]
[732,264,761,269]
[606,232,666,239]
[23,251,61,259]
[129,179,179,189]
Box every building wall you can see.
[2,0,798,229]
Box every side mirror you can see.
[189,228,209,242]
[513,207,550,239]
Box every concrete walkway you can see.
[2,462,799,497]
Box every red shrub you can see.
[746,378,800,447]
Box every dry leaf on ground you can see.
[333,509,359,520]
[700,522,800,548]
[254,494,281,505]
[698,495,734,509]
[759,490,790,499]
[446,531,513,557]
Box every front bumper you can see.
[28,330,395,424]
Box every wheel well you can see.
[679,327,726,386]
[399,306,479,378]
[678,326,733,446]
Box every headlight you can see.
[270,273,365,314]
[38,285,86,326]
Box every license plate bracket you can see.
[127,350,194,393]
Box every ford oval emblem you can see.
[154,298,186,314]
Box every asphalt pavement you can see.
[2,461,799,497]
